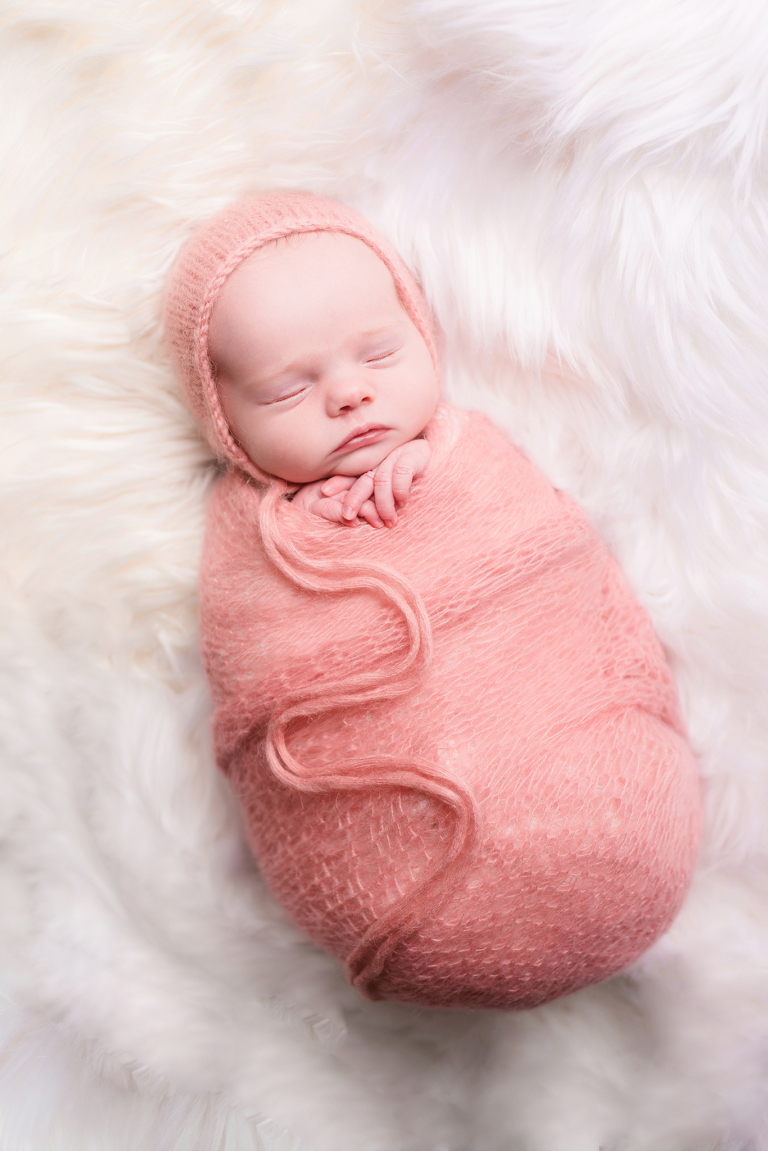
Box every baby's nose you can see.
[326,372,375,414]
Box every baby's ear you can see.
[212,364,235,394]
[208,354,225,383]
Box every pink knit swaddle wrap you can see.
[165,193,701,1009]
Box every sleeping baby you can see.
[164,191,701,1010]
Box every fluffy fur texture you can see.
[202,404,700,1008]
[1,0,768,1148]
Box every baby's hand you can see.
[289,438,430,528]
[321,438,430,528]
[290,478,383,528]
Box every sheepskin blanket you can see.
[2,1,768,1149]
[203,405,700,1011]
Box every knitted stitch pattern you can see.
[200,404,701,1009]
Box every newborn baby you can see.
[208,227,436,532]
[165,192,701,1010]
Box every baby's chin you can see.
[324,433,419,479]
[265,425,431,484]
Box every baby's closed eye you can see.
[364,347,399,364]
[265,385,309,404]
[258,376,314,405]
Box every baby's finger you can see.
[341,471,375,521]
[312,497,352,525]
[321,474,355,497]
[372,467,398,526]
[358,498,384,529]
[390,460,415,507]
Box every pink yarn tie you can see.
[256,480,481,997]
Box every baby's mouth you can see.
[334,424,390,452]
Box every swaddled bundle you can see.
[165,192,701,1010]
[201,406,700,1009]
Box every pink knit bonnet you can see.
[163,191,439,483]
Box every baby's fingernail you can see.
[343,506,355,519]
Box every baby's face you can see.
[208,231,439,483]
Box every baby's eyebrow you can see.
[254,362,303,387]
[249,353,315,390]
[358,322,406,340]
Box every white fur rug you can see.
[2,1,768,1147]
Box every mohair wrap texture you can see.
[166,193,701,1008]
[200,405,700,1007]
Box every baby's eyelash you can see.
[366,349,397,363]
[266,386,308,404]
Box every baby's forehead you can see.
[209,228,408,373]
[216,229,403,323]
